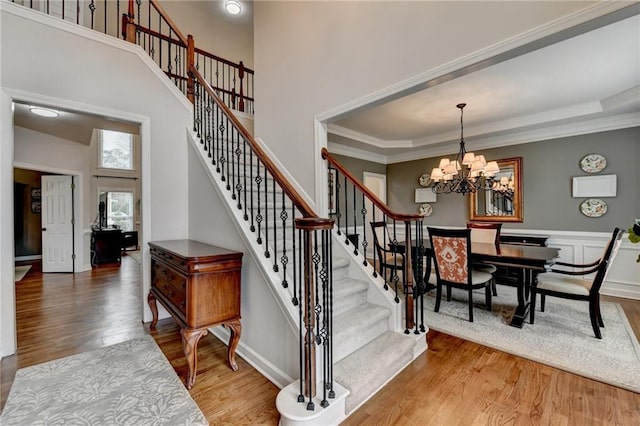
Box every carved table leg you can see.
[148,292,158,330]
[225,319,242,371]
[181,328,208,389]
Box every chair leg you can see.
[491,277,497,297]
[529,289,536,324]
[540,294,546,312]
[468,288,474,322]
[435,283,442,313]
[485,284,492,311]
[589,297,603,339]
[596,295,604,328]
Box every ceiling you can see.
[12,3,639,159]
[328,8,640,164]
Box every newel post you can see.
[187,35,195,104]
[238,61,245,112]
[404,220,415,332]
[121,0,136,43]
[295,217,334,410]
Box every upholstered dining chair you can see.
[428,227,493,322]
[529,227,624,339]
[370,221,406,291]
[467,222,502,296]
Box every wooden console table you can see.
[148,239,243,389]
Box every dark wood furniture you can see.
[121,231,139,251]
[428,227,493,322]
[396,239,560,328]
[91,228,122,265]
[148,239,243,389]
[495,234,549,288]
[530,228,624,339]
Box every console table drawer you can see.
[151,261,187,313]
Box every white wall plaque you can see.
[572,174,617,198]
[415,188,437,203]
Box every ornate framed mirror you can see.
[469,157,523,222]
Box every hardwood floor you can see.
[2,257,639,424]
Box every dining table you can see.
[394,239,561,328]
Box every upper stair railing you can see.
[322,148,427,334]
[10,0,254,114]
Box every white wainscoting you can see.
[341,225,640,300]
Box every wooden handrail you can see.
[192,67,318,219]
[148,0,188,46]
[194,47,255,74]
[321,148,422,222]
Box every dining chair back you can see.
[467,222,502,244]
[370,221,406,295]
[530,227,624,338]
[467,222,502,295]
[428,227,493,322]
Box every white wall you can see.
[187,145,298,385]
[159,0,253,69]
[0,3,191,355]
[252,1,606,200]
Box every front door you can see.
[41,175,74,272]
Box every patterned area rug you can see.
[0,335,208,425]
[422,286,640,393]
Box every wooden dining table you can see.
[395,240,560,328]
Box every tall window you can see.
[106,191,134,231]
[99,130,133,170]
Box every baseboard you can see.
[15,255,41,261]
[209,325,294,390]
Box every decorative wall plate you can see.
[419,203,433,216]
[580,198,607,218]
[580,154,606,173]
[418,173,432,187]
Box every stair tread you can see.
[334,331,416,413]
[333,303,390,335]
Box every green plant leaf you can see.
[628,228,640,243]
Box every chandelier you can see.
[430,103,499,195]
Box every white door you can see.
[41,175,74,272]
[363,172,387,256]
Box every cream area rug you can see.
[422,285,640,393]
[14,265,31,282]
[0,335,208,425]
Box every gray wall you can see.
[386,127,640,232]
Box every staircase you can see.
[187,126,425,423]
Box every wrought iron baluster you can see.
[263,165,270,258]
[296,227,305,404]
[89,0,95,29]
[334,171,341,235]
[271,177,277,271]
[343,175,350,244]
[279,193,288,284]
[230,126,237,200]
[205,95,212,157]
[361,193,368,266]
[235,130,243,210]
[390,218,400,302]
[242,139,249,221]
[255,161,263,245]
[249,147,255,232]
[370,204,378,278]
[291,205,298,305]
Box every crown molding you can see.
[326,142,389,165]
[328,124,412,149]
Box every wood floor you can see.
[2,257,639,424]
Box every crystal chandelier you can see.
[430,103,500,195]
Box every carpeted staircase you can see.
[189,132,423,422]
[330,256,418,414]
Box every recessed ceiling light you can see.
[224,0,242,15]
[29,106,60,118]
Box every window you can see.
[106,191,134,231]
[99,130,133,170]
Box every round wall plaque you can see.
[579,154,606,173]
[580,199,607,218]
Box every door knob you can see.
[41,228,47,231]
